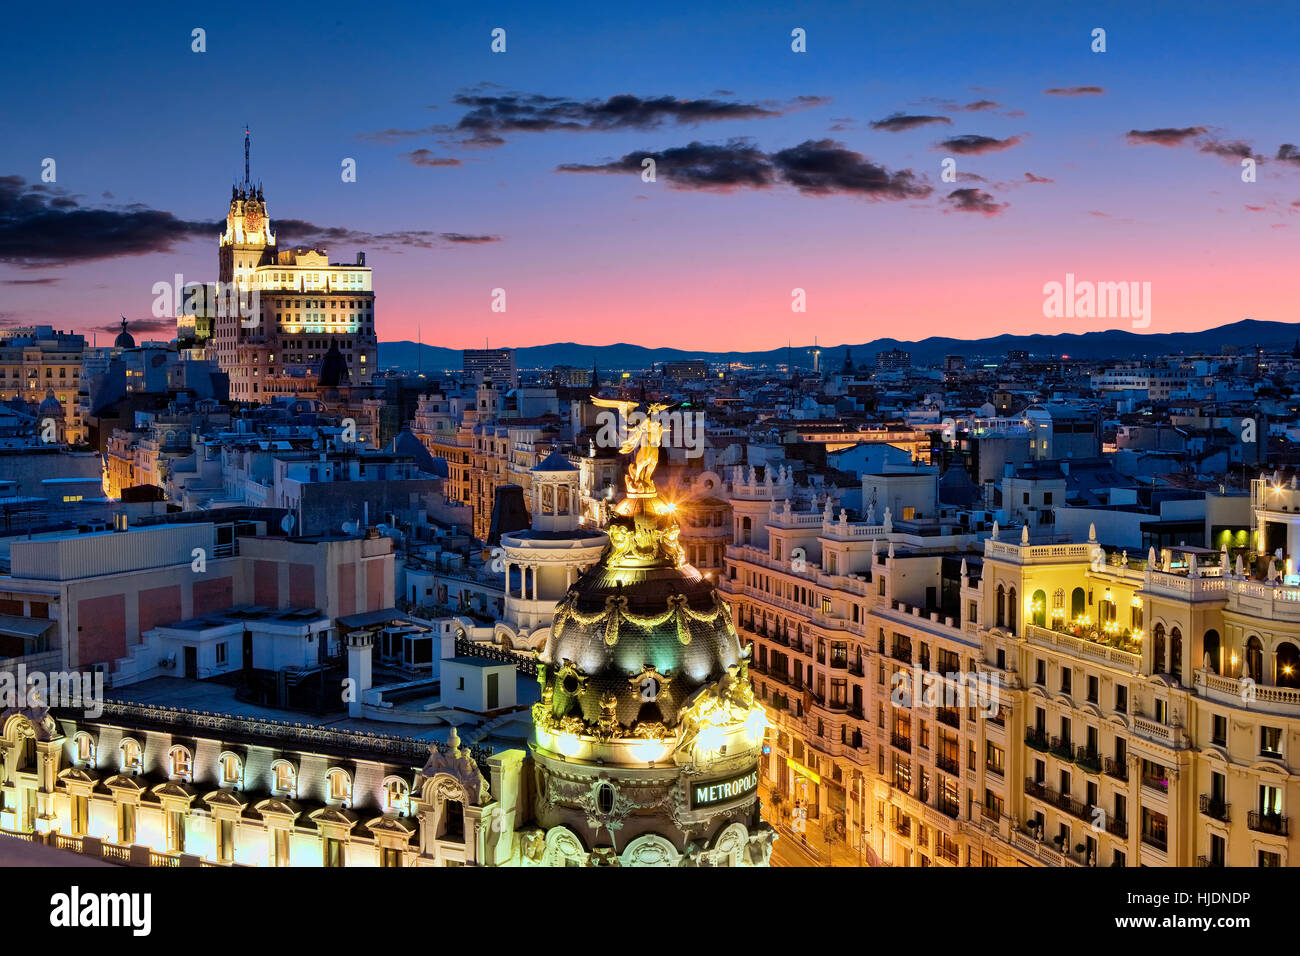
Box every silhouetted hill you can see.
[378,319,1300,371]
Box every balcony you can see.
[891,733,912,754]
[938,800,960,820]
[936,754,959,775]
[893,816,912,838]
[981,804,1001,823]
[890,645,912,664]
[1049,737,1074,760]
[936,708,960,729]
[1141,831,1168,853]
[1140,774,1169,796]
[1106,816,1128,839]
[1247,810,1289,836]
[1104,757,1128,782]
[1025,728,1050,752]
[1197,855,1225,868]
[1199,794,1230,823]
[1075,747,1101,774]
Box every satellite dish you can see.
[280,514,296,534]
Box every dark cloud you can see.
[1276,144,1300,166]
[92,317,176,336]
[943,188,1007,216]
[1022,172,1054,183]
[366,91,819,147]
[0,176,216,266]
[404,149,462,167]
[1044,86,1106,96]
[439,233,501,244]
[558,138,930,200]
[2,277,60,285]
[771,140,931,198]
[1199,139,1263,162]
[936,134,1023,154]
[275,218,499,251]
[557,140,774,191]
[870,113,953,132]
[961,99,1002,111]
[1125,126,1207,146]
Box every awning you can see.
[0,614,54,644]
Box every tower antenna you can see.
[243,124,251,190]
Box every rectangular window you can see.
[1261,726,1283,757]
[218,819,234,862]
[324,837,345,867]
[1211,714,1227,745]
[273,829,290,867]
[118,802,135,845]
[167,809,185,853]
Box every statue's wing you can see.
[590,396,639,415]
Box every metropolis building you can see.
[209,134,377,402]
[0,413,774,866]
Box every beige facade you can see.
[724,479,1300,867]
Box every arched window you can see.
[1031,589,1047,628]
[996,585,1006,628]
[383,776,411,815]
[326,768,352,806]
[1071,587,1086,621]
[120,739,142,775]
[74,732,95,766]
[1244,636,1263,682]
[219,752,244,789]
[272,759,297,797]
[1008,587,1018,633]
[1277,642,1300,688]
[1170,627,1183,683]
[1152,624,1167,674]
[1203,629,1221,674]
[168,746,192,781]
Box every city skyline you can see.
[4,0,1300,351]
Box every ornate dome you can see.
[536,401,751,739]
[37,388,63,417]
[114,317,135,349]
[545,550,743,729]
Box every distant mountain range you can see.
[378,318,1300,372]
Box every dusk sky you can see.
[3,0,1299,352]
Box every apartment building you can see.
[723,468,1300,866]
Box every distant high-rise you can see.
[463,347,517,387]
[875,348,911,371]
[211,131,377,401]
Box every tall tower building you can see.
[212,130,378,401]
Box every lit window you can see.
[120,739,142,774]
[169,746,192,780]
[273,761,296,795]
[327,768,352,805]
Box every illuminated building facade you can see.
[0,327,85,443]
[724,469,1300,866]
[211,135,377,402]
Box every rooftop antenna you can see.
[243,124,251,190]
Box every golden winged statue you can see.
[591,396,674,497]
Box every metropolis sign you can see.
[690,766,759,810]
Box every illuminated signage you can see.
[690,767,759,810]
